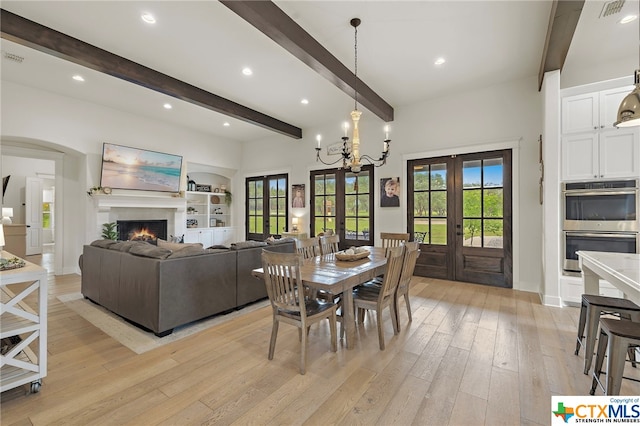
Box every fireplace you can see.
[118,220,167,243]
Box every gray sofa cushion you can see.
[157,238,203,252]
[90,239,118,249]
[266,237,295,245]
[231,240,268,250]
[129,244,172,259]
[109,240,147,252]
[167,245,207,259]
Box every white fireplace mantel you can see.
[91,194,187,238]
[92,194,186,212]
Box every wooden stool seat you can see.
[590,318,640,395]
[575,294,640,375]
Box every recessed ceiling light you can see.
[141,13,156,24]
[620,14,638,24]
[163,103,172,110]
[301,99,309,105]
[242,67,253,76]
[434,57,446,66]
[72,75,85,82]
[223,122,230,127]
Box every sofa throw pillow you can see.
[206,244,229,250]
[129,244,172,259]
[167,245,207,259]
[109,241,148,252]
[230,240,268,250]
[157,238,203,252]
[266,237,295,245]
[90,239,118,249]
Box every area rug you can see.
[57,293,269,354]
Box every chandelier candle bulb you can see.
[316,134,321,149]
[385,125,389,140]
[343,122,349,137]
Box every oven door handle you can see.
[564,190,637,197]
[565,232,637,239]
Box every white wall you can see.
[1,81,244,274]
[240,76,543,293]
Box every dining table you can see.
[252,246,388,349]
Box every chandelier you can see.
[315,18,390,173]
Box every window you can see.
[246,174,288,241]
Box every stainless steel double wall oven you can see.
[562,179,639,275]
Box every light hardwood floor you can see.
[2,252,639,425]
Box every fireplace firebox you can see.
[117,220,167,243]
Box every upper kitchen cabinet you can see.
[562,86,633,134]
[562,128,639,181]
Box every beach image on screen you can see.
[100,143,182,192]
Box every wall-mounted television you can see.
[100,143,183,193]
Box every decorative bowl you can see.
[335,249,370,261]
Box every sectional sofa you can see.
[79,239,294,336]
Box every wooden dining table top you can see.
[252,246,388,294]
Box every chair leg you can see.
[268,318,279,360]
[575,300,587,356]
[628,346,638,368]
[300,324,307,375]
[584,306,601,375]
[329,312,337,353]
[376,309,385,350]
[390,300,399,335]
[590,328,608,395]
[404,292,412,323]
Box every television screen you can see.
[100,143,183,192]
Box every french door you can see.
[246,174,288,241]
[310,165,374,248]
[407,150,512,287]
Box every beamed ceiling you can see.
[1,1,637,142]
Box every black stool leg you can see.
[576,300,587,356]
[590,328,609,395]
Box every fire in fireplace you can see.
[117,220,167,242]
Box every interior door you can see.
[25,176,43,255]
[408,150,512,287]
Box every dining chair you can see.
[380,232,409,249]
[394,241,420,332]
[352,245,405,350]
[295,237,320,259]
[319,234,340,255]
[261,250,338,375]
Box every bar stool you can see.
[575,294,640,375]
[589,318,640,395]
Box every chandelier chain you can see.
[354,24,358,111]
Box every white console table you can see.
[577,251,640,305]
[0,251,48,393]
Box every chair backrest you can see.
[296,237,319,259]
[397,242,420,294]
[380,232,409,249]
[319,234,340,255]
[261,250,304,315]
[378,245,405,301]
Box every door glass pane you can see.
[358,220,370,240]
[414,192,429,216]
[413,219,429,243]
[431,191,447,217]
[430,163,447,190]
[414,165,429,190]
[248,182,256,197]
[345,175,357,194]
[256,180,263,194]
[345,195,357,216]
[463,189,481,217]
[483,158,503,187]
[357,194,369,215]
[463,160,482,189]
[484,188,503,217]
[431,218,447,245]
[248,199,256,214]
[484,220,503,248]
[463,219,482,247]
[315,176,325,194]
[358,174,370,193]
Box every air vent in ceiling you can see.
[2,50,24,63]
[600,0,625,18]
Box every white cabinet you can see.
[562,86,632,134]
[562,128,639,181]
[0,252,48,394]
[184,228,214,247]
[212,228,235,246]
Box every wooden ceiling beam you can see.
[220,0,394,123]
[0,9,302,139]
[538,0,585,90]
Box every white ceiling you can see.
[1,1,638,143]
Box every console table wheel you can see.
[30,380,42,394]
